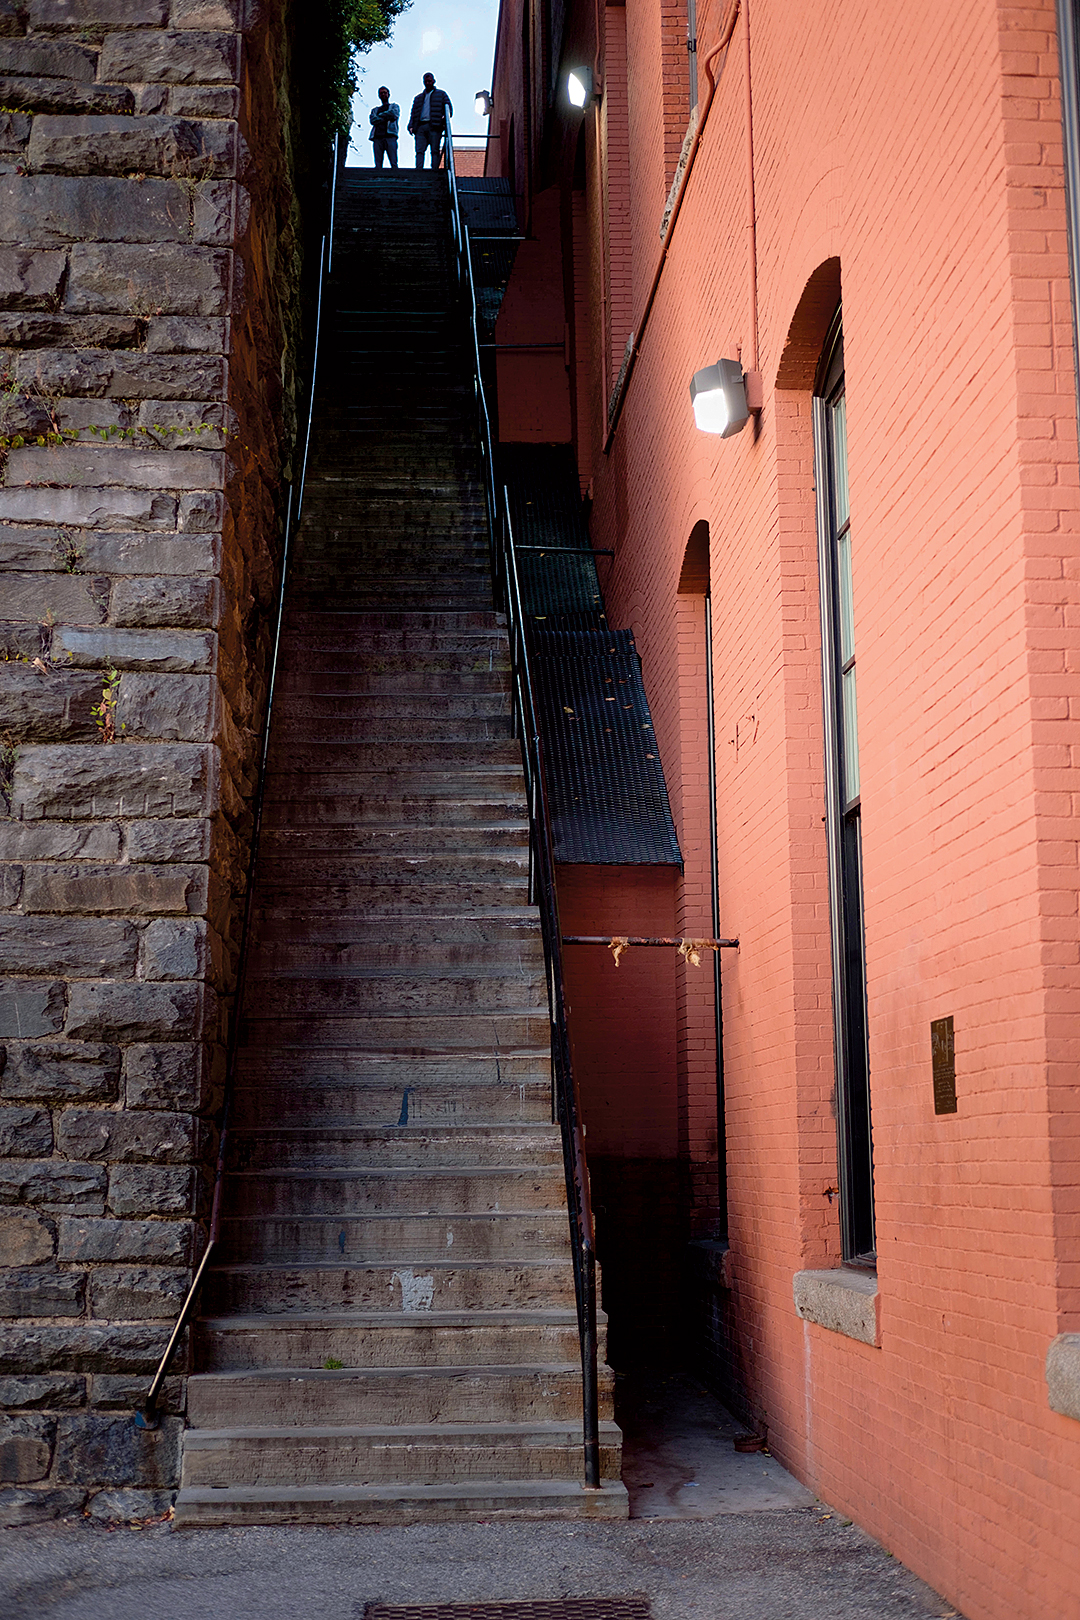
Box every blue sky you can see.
[347,0,501,163]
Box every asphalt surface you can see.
[0,1511,963,1620]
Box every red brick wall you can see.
[488,0,1080,1614]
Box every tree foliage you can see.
[325,0,412,142]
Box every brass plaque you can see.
[931,1016,956,1114]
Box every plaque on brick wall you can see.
[931,1016,956,1114]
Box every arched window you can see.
[814,314,875,1264]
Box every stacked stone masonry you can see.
[0,0,303,1521]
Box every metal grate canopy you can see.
[533,629,682,866]
[458,175,520,234]
[364,1602,652,1619]
[501,445,592,549]
[501,446,681,867]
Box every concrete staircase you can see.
[173,171,627,1525]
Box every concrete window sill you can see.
[1047,1334,1080,1421]
[793,1268,880,1347]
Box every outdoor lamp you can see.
[567,66,593,108]
[689,359,750,437]
[475,90,492,118]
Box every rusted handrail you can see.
[445,115,602,1490]
[135,134,342,1432]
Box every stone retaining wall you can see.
[0,0,308,1521]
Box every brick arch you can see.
[678,519,710,594]
[775,257,841,391]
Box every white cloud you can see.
[421,28,443,55]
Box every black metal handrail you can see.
[445,115,602,1490]
[135,135,341,1432]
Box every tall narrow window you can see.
[814,318,875,1264]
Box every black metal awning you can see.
[500,446,682,867]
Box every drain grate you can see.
[364,1603,652,1620]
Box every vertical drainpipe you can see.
[1056,0,1080,421]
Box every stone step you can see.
[245,913,540,944]
[180,1419,623,1488]
[274,691,508,719]
[259,787,526,821]
[239,974,545,1020]
[254,824,530,858]
[202,1259,574,1316]
[239,1016,548,1052]
[228,1125,559,1169]
[186,1363,601,1428]
[217,1214,568,1267]
[248,890,534,922]
[284,596,492,612]
[291,544,490,572]
[195,1310,587,1368]
[173,1478,629,1527]
[245,909,540,943]
[261,741,521,771]
[272,670,510,695]
[223,1165,566,1218]
[284,609,500,630]
[231,1049,550,1082]
[229,1081,552,1128]
[247,932,541,971]
[269,717,513,745]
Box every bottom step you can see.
[173,1477,629,1526]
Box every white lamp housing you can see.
[567,66,593,108]
[475,90,492,118]
[690,359,750,437]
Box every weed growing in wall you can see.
[91,664,123,745]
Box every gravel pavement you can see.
[0,1511,963,1620]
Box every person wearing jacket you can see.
[369,86,399,170]
[408,73,452,169]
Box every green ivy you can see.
[311,0,412,144]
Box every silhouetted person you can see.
[408,72,452,169]
[369,86,399,169]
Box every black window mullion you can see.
[814,330,875,1266]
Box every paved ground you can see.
[0,1374,963,1620]
[0,1514,962,1620]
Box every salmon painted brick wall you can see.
[491,0,1080,1614]
[558,864,690,1362]
[588,1,1080,1616]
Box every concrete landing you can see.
[617,1371,814,1519]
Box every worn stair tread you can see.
[184,1419,622,1445]
[189,1360,584,1383]
[200,1308,581,1329]
[172,1478,629,1524]
[207,1261,567,1278]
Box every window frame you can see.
[813,314,876,1266]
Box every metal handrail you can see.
[135,134,341,1431]
[445,114,602,1489]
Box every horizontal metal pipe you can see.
[564,934,739,948]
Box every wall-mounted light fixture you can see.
[567,66,594,108]
[689,359,752,436]
[475,90,493,118]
